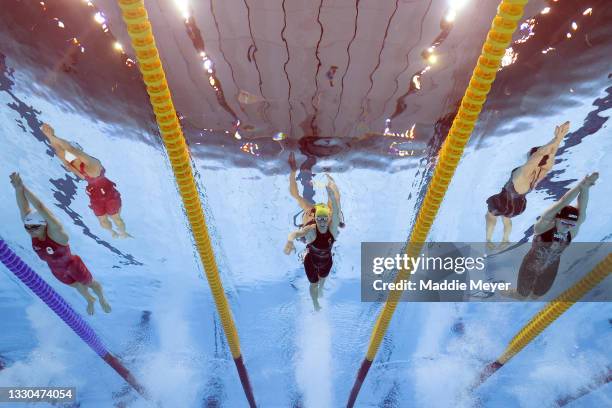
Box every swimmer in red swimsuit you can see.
[485,121,570,248]
[41,123,130,238]
[285,176,341,311]
[10,172,112,315]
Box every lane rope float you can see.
[0,238,147,398]
[346,1,529,406]
[115,0,256,406]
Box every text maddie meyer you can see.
[372,254,485,275]
[372,279,511,292]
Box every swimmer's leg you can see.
[501,216,512,243]
[309,283,322,311]
[88,280,112,313]
[485,212,497,248]
[318,277,326,298]
[71,282,97,315]
[97,215,118,238]
[109,213,130,238]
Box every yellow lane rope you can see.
[367,0,529,362]
[115,1,256,406]
[348,1,529,406]
[498,253,612,364]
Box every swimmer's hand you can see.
[554,121,570,140]
[284,240,296,255]
[9,172,24,190]
[325,174,338,192]
[41,123,56,139]
[582,172,599,187]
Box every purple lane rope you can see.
[0,237,147,397]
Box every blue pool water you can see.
[1,0,611,407]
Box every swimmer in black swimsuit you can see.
[511,172,598,299]
[486,121,570,247]
[284,176,341,311]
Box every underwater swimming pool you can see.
[1,0,611,407]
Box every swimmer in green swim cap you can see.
[285,176,341,311]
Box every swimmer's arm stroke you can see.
[284,225,315,255]
[575,173,597,229]
[534,173,597,234]
[326,174,341,209]
[514,121,569,183]
[41,123,101,169]
[22,185,69,244]
[10,173,31,219]
[326,180,340,237]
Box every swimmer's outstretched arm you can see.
[326,174,341,205]
[326,182,341,236]
[41,123,100,169]
[515,121,569,180]
[576,172,598,227]
[10,172,31,219]
[19,179,68,242]
[288,152,311,211]
[534,173,598,233]
[546,121,569,155]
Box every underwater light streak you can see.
[389,141,415,157]
[93,11,105,24]
[174,0,190,20]
[383,124,415,139]
[448,0,469,10]
[445,10,456,23]
[500,47,518,68]
[240,142,260,156]
[515,18,535,44]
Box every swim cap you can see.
[23,211,47,226]
[556,206,579,221]
[314,203,330,218]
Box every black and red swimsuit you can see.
[304,227,335,283]
[517,226,572,297]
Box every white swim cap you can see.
[23,211,47,226]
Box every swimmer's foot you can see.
[118,231,133,239]
[86,300,95,315]
[100,299,112,313]
[486,241,496,251]
[499,240,510,250]
[313,301,322,312]
[110,230,119,239]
